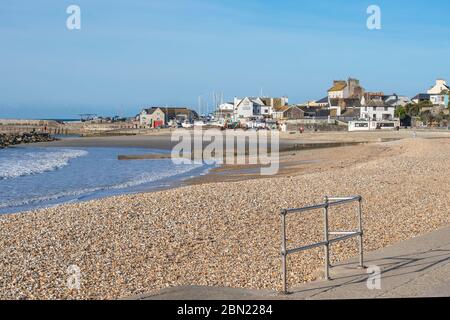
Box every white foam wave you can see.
[0,162,204,210]
[0,149,88,179]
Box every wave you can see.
[0,149,88,179]
[0,162,204,210]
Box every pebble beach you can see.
[1,137,450,299]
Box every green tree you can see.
[404,103,421,117]
[395,106,406,119]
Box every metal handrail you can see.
[280,195,364,294]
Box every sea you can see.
[0,146,211,214]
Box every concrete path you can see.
[130,225,450,300]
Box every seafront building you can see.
[139,107,166,128]
[216,96,289,121]
[413,79,449,107]
[327,78,365,116]
[427,79,449,94]
[139,107,199,128]
[360,100,395,121]
[135,77,449,130]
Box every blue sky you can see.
[0,0,449,118]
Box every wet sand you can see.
[27,129,450,151]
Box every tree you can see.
[395,106,406,119]
[420,110,433,125]
[404,103,421,117]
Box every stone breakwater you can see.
[0,132,55,148]
[0,138,449,299]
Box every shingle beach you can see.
[1,138,449,299]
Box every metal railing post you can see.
[358,197,364,268]
[281,209,288,294]
[280,195,364,293]
[323,197,330,280]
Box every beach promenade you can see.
[0,135,450,299]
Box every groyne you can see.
[0,132,55,148]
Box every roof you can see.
[143,107,163,115]
[343,98,362,108]
[328,81,347,92]
[412,94,431,100]
[366,100,390,107]
[142,107,198,118]
[329,98,361,108]
[273,106,290,112]
[341,108,360,117]
[236,97,266,108]
[316,96,329,103]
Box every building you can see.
[327,78,365,116]
[347,78,365,99]
[272,106,304,120]
[224,96,289,120]
[362,92,385,105]
[300,97,329,108]
[328,80,349,99]
[234,97,266,119]
[159,107,199,123]
[218,102,234,111]
[427,79,449,94]
[360,100,395,121]
[216,102,235,120]
[412,94,431,104]
[260,97,289,109]
[384,94,411,107]
[430,94,448,107]
[139,108,166,128]
[329,97,362,117]
[314,97,330,108]
[140,107,198,126]
[297,105,330,118]
[328,78,365,99]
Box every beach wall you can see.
[286,119,348,132]
[0,119,66,135]
[0,119,101,135]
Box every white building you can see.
[360,101,395,121]
[427,79,449,94]
[327,80,349,116]
[328,81,350,99]
[215,96,289,120]
[348,120,397,132]
[233,97,266,119]
[218,102,234,111]
[430,94,447,107]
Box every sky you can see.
[0,0,449,119]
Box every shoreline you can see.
[3,130,450,214]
